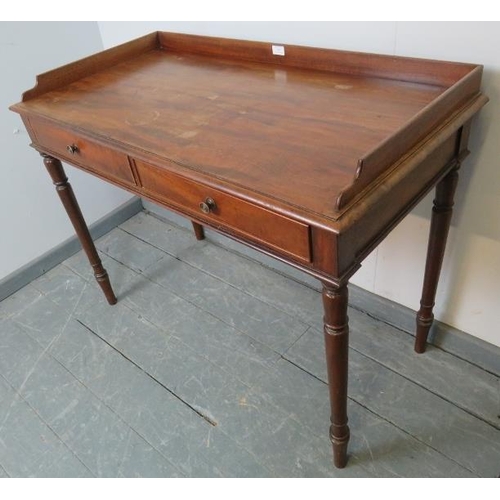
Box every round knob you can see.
[66,144,79,154]
[199,197,216,214]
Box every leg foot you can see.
[415,166,459,352]
[331,424,350,468]
[42,154,117,305]
[93,266,118,305]
[322,283,350,468]
[191,221,205,241]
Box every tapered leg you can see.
[322,283,350,468]
[42,154,117,305]
[415,166,459,353]
[191,221,205,240]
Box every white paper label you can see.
[272,45,285,56]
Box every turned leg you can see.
[191,221,205,241]
[322,283,350,468]
[415,166,459,353]
[42,154,117,305]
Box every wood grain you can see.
[12,48,452,219]
[135,158,312,263]
[158,32,475,86]
[17,32,159,102]
[31,117,136,187]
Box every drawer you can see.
[29,118,136,186]
[135,159,312,263]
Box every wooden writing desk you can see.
[10,32,488,468]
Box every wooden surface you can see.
[16,48,446,219]
[135,157,312,262]
[11,33,484,220]
[0,212,498,477]
[11,32,487,284]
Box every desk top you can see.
[11,32,486,222]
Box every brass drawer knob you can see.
[66,144,79,154]
[199,197,216,214]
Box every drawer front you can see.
[135,159,312,263]
[29,118,135,186]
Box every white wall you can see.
[1,22,133,281]
[98,22,500,348]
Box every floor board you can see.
[121,215,500,429]
[1,211,498,477]
[0,369,92,478]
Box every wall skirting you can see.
[0,197,143,303]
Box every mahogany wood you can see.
[10,32,488,468]
[415,166,460,353]
[191,221,205,241]
[158,31,475,86]
[322,284,350,468]
[42,154,117,305]
[134,158,312,263]
[31,117,136,186]
[21,32,158,101]
[11,47,473,222]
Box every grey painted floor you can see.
[0,211,498,477]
